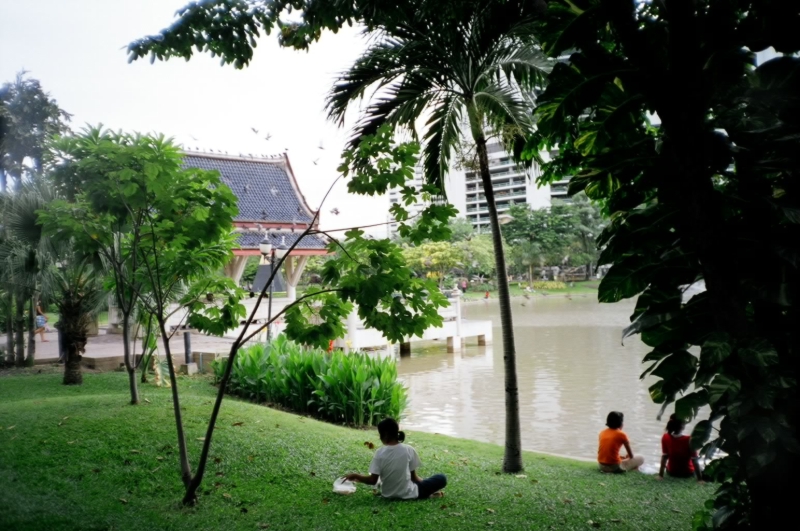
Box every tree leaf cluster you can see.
[533,1,800,527]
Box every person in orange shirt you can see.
[598,411,644,473]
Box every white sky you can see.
[0,0,390,232]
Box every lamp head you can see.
[275,242,289,260]
[259,238,272,256]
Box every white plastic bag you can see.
[332,477,357,495]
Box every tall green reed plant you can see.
[211,335,406,426]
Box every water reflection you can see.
[397,297,699,464]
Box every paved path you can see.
[1,328,237,369]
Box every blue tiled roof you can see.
[236,231,328,251]
[182,153,314,223]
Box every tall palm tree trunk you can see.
[5,307,13,365]
[26,295,36,366]
[14,295,25,366]
[468,104,524,473]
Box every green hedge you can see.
[532,281,567,290]
[212,336,407,427]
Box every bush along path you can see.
[0,372,711,531]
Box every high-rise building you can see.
[387,141,568,235]
[461,141,558,230]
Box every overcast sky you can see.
[0,0,392,232]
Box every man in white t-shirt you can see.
[345,418,447,499]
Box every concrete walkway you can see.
[0,328,236,371]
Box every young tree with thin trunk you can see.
[128,0,550,476]
[176,126,453,505]
[46,129,198,405]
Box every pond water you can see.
[396,296,700,466]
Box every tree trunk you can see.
[122,313,140,405]
[26,295,35,367]
[467,103,524,473]
[14,296,25,366]
[183,336,242,505]
[61,322,85,386]
[5,305,13,366]
[63,345,83,385]
[157,319,193,489]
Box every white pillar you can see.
[346,309,359,354]
[455,294,463,338]
[283,255,309,303]
[223,255,249,284]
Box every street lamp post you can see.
[259,235,289,343]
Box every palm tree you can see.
[326,1,550,472]
[41,248,105,385]
[1,182,57,366]
[0,193,16,365]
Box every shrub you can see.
[533,281,567,290]
[211,336,407,427]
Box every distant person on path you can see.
[345,418,447,499]
[657,415,703,482]
[598,411,644,473]
[35,304,49,342]
[460,280,468,293]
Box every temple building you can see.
[182,151,329,302]
[106,151,327,335]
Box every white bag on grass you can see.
[333,477,357,495]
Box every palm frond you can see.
[5,183,49,246]
[422,94,464,197]
[491,42,553,91]
[474,83,534,132]
[326,38,411,126]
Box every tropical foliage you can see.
[0,73,70,192]
[212,336,407,426]
[43,128,241,403]
[129,0,554,475]
[43,248,106,385]
[1,74,70,367]
[532,1,799,528]
[502,193,605,278]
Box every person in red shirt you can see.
[598,411,644,473]
[658,415,704,482]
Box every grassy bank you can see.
[0,372,708,531]
[461,281,600,301]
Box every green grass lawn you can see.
[461,281,600,301]
[0,372,709,531]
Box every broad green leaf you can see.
[700,332,732,369]
[739,338,779,368]
[675,390,709,421]
[690,420,714,451]
[708,374,741,406]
